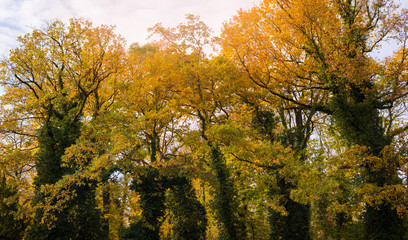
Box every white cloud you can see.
[0,0,259,56]
[1,0,407,57]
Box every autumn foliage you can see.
[1,0,408,239]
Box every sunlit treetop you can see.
[222,0,408,111]
[1,18,126,125]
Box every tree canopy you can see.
[1,1,408,239]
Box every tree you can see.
[116,43,178,240]
[222,0,408,239]
[1,18,125,240]
[149,15,247,239]
[166,177,207,240]
[0,175,28,240]
[221,6,321,240]
[118,42,208,240]
[0,107,34,240]
[207,91,314,239]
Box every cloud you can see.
[2,0,405,57]
[0,0,258,56]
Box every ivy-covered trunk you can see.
[130,167,166,240]
[126,128,167,240]
[330,93,405,240]
[28,103,104,240]
[125,126,208,240]
[209,145,246,240]
[269,177,310,240]
[166,177,207,240]
[252,109,311,240]
[0,175,28,240]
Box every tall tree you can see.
[0,105,35,239]
[222,0,408,239]
[150,15,246,239]
[0,174,28,240]
[221,7,321,240]
[1,18,125,240]
[118,42,207,240]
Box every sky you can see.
[0,0,260,57]
[0,0,407,58]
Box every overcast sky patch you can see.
[0,0,260,56]
[1,0,407,57]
